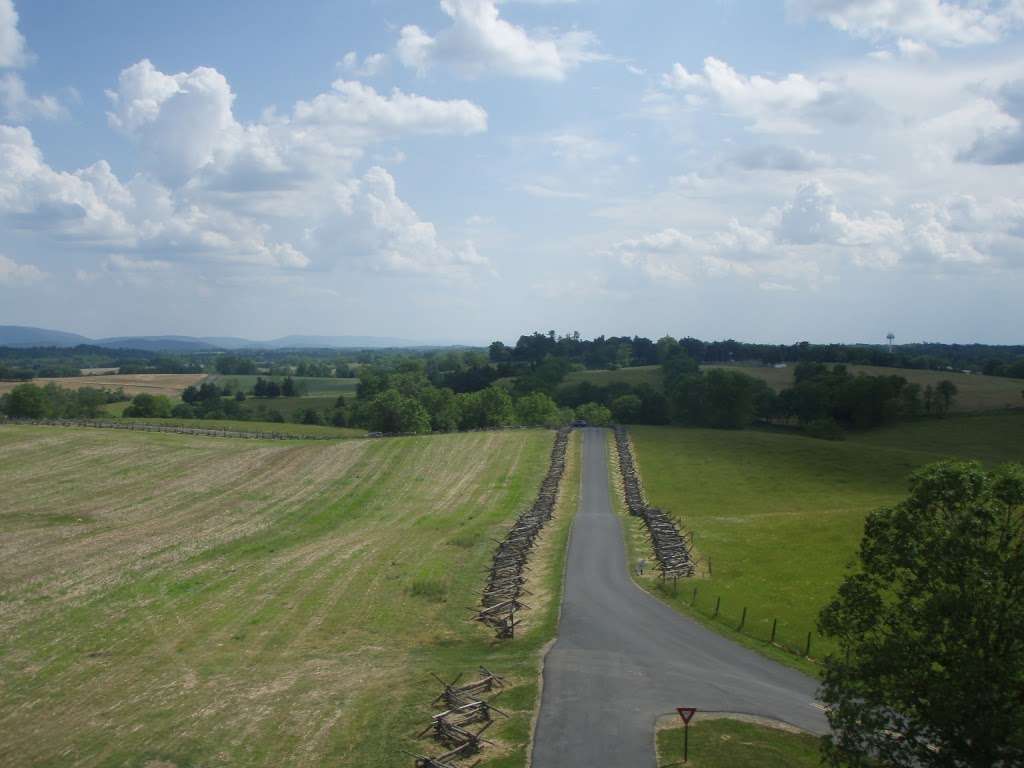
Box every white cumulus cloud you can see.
[661,57,853,133]
[396,0,602,80]
[0,0,28,68]
[0,252,44,282]
[786,0,1024,46]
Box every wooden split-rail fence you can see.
[407,667,507,767]
[614,426,696,580]
[474,427,571,639]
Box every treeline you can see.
[658,340,958,438]
[487,331,1024,378]
[0,383,128,419]
[0,345,204,379]
[346,358,575,433]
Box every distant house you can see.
[773,363,787,369]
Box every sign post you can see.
[676,707,697,763]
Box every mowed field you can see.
[625,413,1024,668]
[0,373,207,398]
[564,363,1024,412]
[116,417,366,439]
[0,426,579,767]
[209,375,359,398]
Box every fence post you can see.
[691,586,698,606]
[714,596,721,617]
[738,607,747,632]
[770,618,777,644]
[805,632,812,657]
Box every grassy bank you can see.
[621,413,1024,670]
[657,719,822,767]
[0,426,579,767]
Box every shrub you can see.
[803,417,845,441]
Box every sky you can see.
[0,0,1022,345]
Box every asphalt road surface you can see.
[531,427,828,767]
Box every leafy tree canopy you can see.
[819,460,1024,768]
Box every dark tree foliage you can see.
[214,354,257,375]
[819,461,1024,768]
[0,382,122,418]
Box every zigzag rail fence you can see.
[614,424,824,665]
[474,427,571,639]
[614,426,695,582]
[406,667,507,768]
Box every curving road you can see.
[531,428,828,767]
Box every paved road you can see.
[531,428,828,767]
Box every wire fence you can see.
[656,580,824,664]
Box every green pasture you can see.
[211,375,359,397]
[622,413,1024,671]
[562,365,661,390]
[0,425,580,767]
[657,719,822,767]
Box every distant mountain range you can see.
[0,326,442,351]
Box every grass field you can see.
[241,395,341,419]
[0,373,208,398]
[210,375,359,398]
[622,413,1024,670]
[116,417,366,439]
[562,365,661,390]
[657,718,822,767]
[0,426,580,767]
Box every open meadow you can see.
[0,373,208,398]
[209,375,359,398]
[622,413,1024,669]
[0,425,579,768]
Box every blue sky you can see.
[1,0,1022,344]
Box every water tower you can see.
[886,332,895,353]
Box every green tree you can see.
[514,391,561,426]
[419,386,461,432]
[123,394,173,418]
[936,379,957,414]
[819,461,1024,768]
[610,394,643,423]
[574,402,612,426]
[4,383,48,418]
[368,389,430,434]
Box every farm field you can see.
[242,395,341,419]
[0,425,579,768]
[0,373,207,397]
[115,417,366,438]
[562,365,661,390]
[624,413,1024,670]
[210,375,359,398]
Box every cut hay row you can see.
[476,427,571,638]
[614,426,695,580]
[1,417,338,440]
[0,426,555,767]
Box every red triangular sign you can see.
[677,707,697,724]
